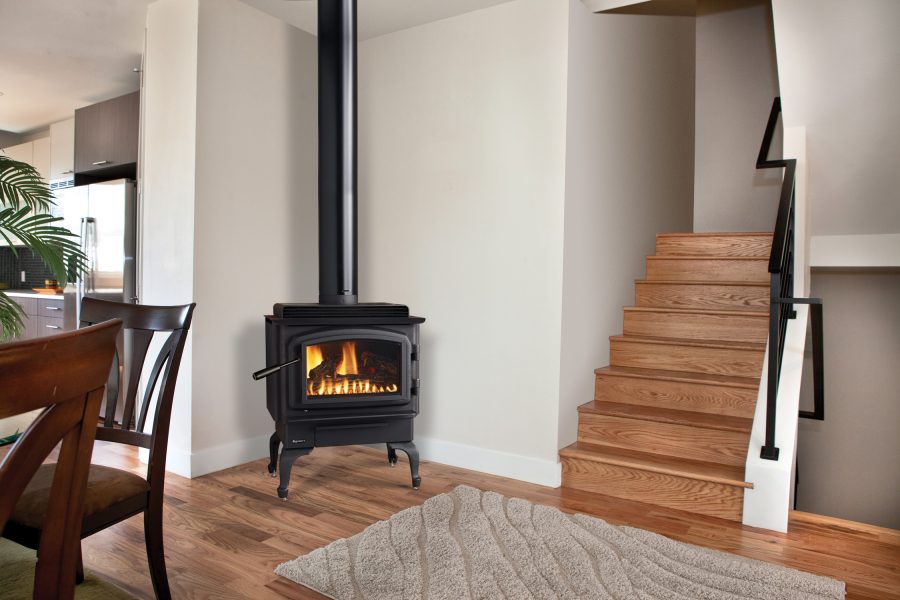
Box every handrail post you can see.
[761,271,781,461]
[797,300,825,421]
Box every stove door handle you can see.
[252,357,301,380]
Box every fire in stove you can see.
[306,340,400,396]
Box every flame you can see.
[306,340,398,397]
[307,377,399,397]
[307,345,325,372]
[336,341,358,375]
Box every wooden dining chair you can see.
[0,320,122,600]
[3,298,195,600]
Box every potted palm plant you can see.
[0,154,87,341]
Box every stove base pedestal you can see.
[267,433,422,498]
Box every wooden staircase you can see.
[560,232,772,522]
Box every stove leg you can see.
[387,442,420,489]
[277,447,312,500]
[387,444,398,467]
[267,432,280,477]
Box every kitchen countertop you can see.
[2,289,65,299]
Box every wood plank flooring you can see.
[52,443,900,599]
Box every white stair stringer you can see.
[742,305,808,532]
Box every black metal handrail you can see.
[756,98,825,461]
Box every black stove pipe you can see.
[318,0,358,305]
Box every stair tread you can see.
[578,400,753,433]
[623,305,769,318]
[560,442,751,489]
[656,232,772,237]
[648,256,769,261]
[636,279,769,287]
[610,334,765,352]
[594,365,759,389]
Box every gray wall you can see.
[773,0,900,236]
[693,0,781,232]
[796,271,900,528]
[559,2,696,447]
[0,130,22,147]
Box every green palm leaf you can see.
[0,207,87,282]
[0,155,89,341]
[0,155,55,212]
[0,291,27,341]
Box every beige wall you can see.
[796,271,900,529]
[693,0,781,232]
[773,0,900,236]
[558,2,696,447]
[358,0,569,481]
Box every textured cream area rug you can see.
[276,485,845,600]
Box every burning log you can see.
[308,354,341,381]
[360,351,399,382]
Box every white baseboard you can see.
[415,436,562,488]
[160,432,271,479]
[163,433,562,487]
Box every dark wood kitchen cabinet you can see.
[74,91,139,182]
[3,295,65,340]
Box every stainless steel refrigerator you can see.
[54,179,137,329]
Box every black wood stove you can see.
[253,0,423,499]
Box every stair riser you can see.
[646,258,769,283]
[635,282,769,312]
[623,310,768,343]
[595,374,757,419]
[577,412,749,467]
[561,456,744,522]
[610,339,764,378]
[655,234,772,258]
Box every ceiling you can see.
[0,0,514,136]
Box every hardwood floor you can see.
[66,443,900,599]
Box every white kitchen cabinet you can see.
[49,118,75,180]
[1,138,50,181]
[3,141,33,164]
[0,140,47,247]
[32,137,50,180]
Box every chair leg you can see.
[144,506,172,600]
[75,543,85,584]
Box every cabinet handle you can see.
[62,170,74,174]
[45,325,62,330]
[92,160,110,166]
[44,306,62,311]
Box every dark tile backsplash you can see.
[0,246,58,289]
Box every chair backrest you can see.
[79,298,195,489]
[0,320,122,599]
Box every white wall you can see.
[559,3,696,448]
[189,0,318,475]
[358,0,569,485]
[693,0,780,232]
[142,0,200,475]
[143,0,317,476]
[772,0,900,237]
